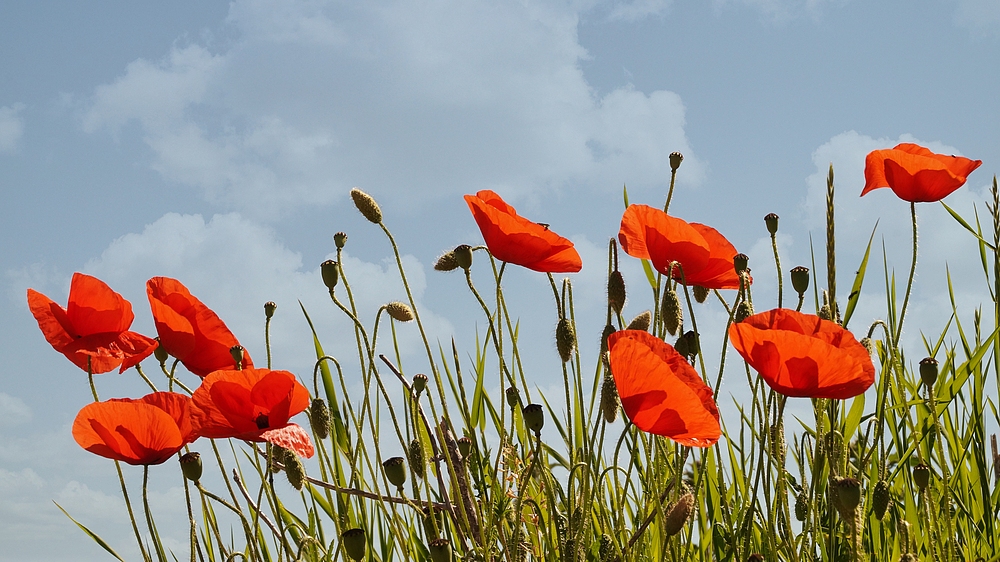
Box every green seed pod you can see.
[523,403,544,435]
[382,456,407,488]
[919,357,938,389]
[454,244,473,270]
[341,528,367,561]
[350,188,383,224]
[505,386,520,410]
[434,250,460,271]
[282,447,305,490]
[664,492,694,537]
[153,338,169,365]
[790,266,810,295]
[408,439,425,479]
[661,287,682,336]
[764,213,779,235]
[229,345,245,369]
[423,507,445,538]
[626,310,651,332]
[309,398,331,440]
[458,436,473,459]
[428,538,453,562]
[669,151,684,171]
[913,463,930,491]
[872,480,890,520]
[794,492,808,522]
[556,317,576,363]
[733,254,749,275]
[834,477,862,517]
[321,259,339,290]
[735,300,754,323]
[412,373,428,396]
[180,452,202,483]
[601,371,619,423]
[692,285,709,304]
[601,323,616,354]
[334,231,348,249]
[607,271,626,314]
[385,301,414,322]
[264,301,277,319]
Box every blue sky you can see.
[2,1,998,559]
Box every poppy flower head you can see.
[862,143,982,203]
[464,190,582,273]
[728,308,875,400]
[72,392,197,465]
[191,368,313,458]
[147,277,252,377]
[606,329,721,447]
[27,273,157,374]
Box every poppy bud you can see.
[601,371,619,423]
[382,456,407,489]
[919,357,938,389]
[334,231,348,249]
[153,338,169,365]
[818,304,833,321]
[434,251,460,271]
[692,285,709,304]
[412,373,428,396]
[860,337,873,355]
[229,345,245,369]
[664,492,694,537]
[599,534,617,562]
[747,555,764,562]
[408,439,425,479]
[681,330,699,358]
[669,151,684,171]
[350,188,383,224]
[661,287,682,336]
[556,318,576,363]
[428,538,453,562]
[458,436,473,459]
[341,528,367,561]
[674,333,690,358]
[601,324,616,354]
[900,555,917,562]
[309,398,331,440]
[454,244,473,271]
[764,213,779,235]
[790,266,810,295]
[872,480,890,520]
[626,311,652,332]
[321,260,339,290]
[264,301,277,319]
[282,447,305,490]
[523,403,544,435]
[505,386,520,409]
[733,254,749,275]
[385,301,415,322]
[608,271,626,314]
[794,492,808,521]
[180,452,202,483]
[825,430,844,473]
[833,477,862,517]
[735,301,753,323]
[913,463,930,490]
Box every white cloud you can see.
[953,0,1000,34]
[0,103,25,152]
[0,393,31,428]
[605,0,672,21]
[713,0,844,22]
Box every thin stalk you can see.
[894,202,918,345]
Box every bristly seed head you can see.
[350,188,383,224]
[385,301,415,322]
[607,271,626,314]
[626,310,652,332]
[661,287,682,336]
[556,318,576,363]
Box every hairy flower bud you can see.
[601,370,619,423]
[794,492,808,522]
[661,287,682,336]
[556,318,576,363]
[385,301,414,322]
[180,452,202,483]
[692,285,709,304]
[735,301,754,323]
[523,403,545,435]
[664,492,694,537]
[309,398,331,440]
[834,477,862,517]
[282,447,305,490]
[607,271,626,314]
[382,456,407,489]
[860,337,873,355]
[601,324,616,354]
[408,439,425,479]
[626,310,651,332]
[434,251,460,271]
[321,260,339,290]
[341,528,367,561]
[872,480,890,520]
[350,188,382,224]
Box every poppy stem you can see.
[894,202,918,346]
[770,231,783,309]
[180,470,203,562]
[142,465,167,562]
[664,165,678,215]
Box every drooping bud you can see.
[309,398,331,440]
[412,373,428,396]
[794,492,808,521]
[230,345,246,369]
[454,244,473,270]
[556,318,576,363]
[428,538,453,562]
[735,301,754,323]
[913,463,930,491]
[626,311,651,332]
[408,439,425,479]
[350,188,383,224]
[860,337,873,355]
[872,480,890,520]
[833,477,862,518]
[523,403,545,435]
[607,271,626,314]
[692,285,709,304]
[601,324,616,354]
[818,303,833,321]
[153,338,169,365]
[334,231,348,249]
[505,386,521,410]
[790,266,810,295]
[341,528,367,561]
[601,370,619,423]
[664,492,694,537]
[282,447,305,490]
[434,251,460,272]
[458,436,473,459]
[382,456,407,489]
[919,357,938,389]
[264,301,277,319]
[764,213,779,235]
[321,260,339,290]
[385,301,414,322]
[669,152,684,171]
[661,287,682,336]
[733,254,749,275]
[180,452,202,483]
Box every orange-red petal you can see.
[862,143,982,203]
[73,397,191,465]
[65,273,134,336]
[677,223,741,290]
[261,424,315,458]
[191,368,310,442]
[606,330,720,447]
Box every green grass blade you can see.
[842,222,877,328]
[942,201,996,251]
[53,501,127,562]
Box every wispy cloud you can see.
[0,103,25,152]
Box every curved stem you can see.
[771,232,783,309]
[895,202,918,345]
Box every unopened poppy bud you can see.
[682,330,699,358]
[350,188,382,224]
[664,492,694,537]
[601,371,618,423]
[825,430,844,472]
[674,334,690,358]
[385,301,414,322]
[412,373,428,396]
[790,266,810,295]
[692,285,709,304]
[264,301,277,319]
[282,447,305,490]
[735,301,754,323]
[601,324,616,354]
[458,436,473,459]
[794,492,808,521]
[818,304,833,321]
[607,271,626,314]
[309,398,331,440]
[913,463,930,490]
[180,452,202,483]
[626,310,652,332]
[764,213,779,235]
[919,357,938,388]
[321,260,339,290]
[382,456,407,488]
[505,386,520,409]
[408,439,425,479]
[334,231,348,249]
[428,538,453,562]
[230,345,245,369]
[523,403,544,435]
[341,528,367,561]
[599,534,616,562]
[669,151,684,171]
[834,477,862,517]
[556,318,576,363]
[153,338,169,364]
[434,251,460,271]
[661,287,682,336]
[872,480,890,520]
[733,254,749,274]
[454,244,473,270]
[860,337,873,355]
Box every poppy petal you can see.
[192,368,310,441]
[73,400,186,465]
[681,223,741,290]
[618,205,713,280]
[261,424,315,459]
[66,273,134,337]
[862,143,982,202]
[27,289,77,351]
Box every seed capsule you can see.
[834,477,862,517]
[321,260,339,290]
[919,357,938,389]
[913,463,930,491]
[412,373,428,396]
[264,301,277,319]
[669,152,684,171]
[428,538,453,562]
[333,231,348,249]
[382,456,407,488]
[341,528,367,561]
[180,452,202,483]
[790,266,810,295]
[505,386,521,410]
[523,403,545,435]
[733,254,749,275]
[454,244,473,270]
[153,338,169,365]
[458,436,473,459]
[764,213,779,235]
[229,345,246,369]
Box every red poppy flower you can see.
[147,277,252,378]
[464,190,582,273]
[27,273,157,374]
[618,205,741,290]
[191,368,314,458]
[73,392,197,465]
[606,330,720,447]
[728,308,875,399]
[862,143,982,203]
